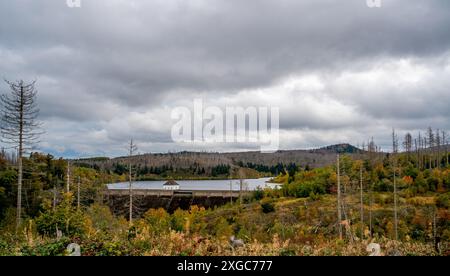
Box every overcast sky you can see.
[1,0,449,157]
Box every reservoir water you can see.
[107,177,277,191]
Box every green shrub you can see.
[85,203,125,234]
[373,179,393,192]
[0,239,12,256]
[171,209,189,232]
[20,237,70,256]
[97,240,130,256]
[144,208,171,235]
[280,248,296,256]
[436,193,450,208]
[213,217,233,238]
[410,172,429,194]
[444,172,450,189]
[404,165,419,179]
[261,202,275,214]
[309,191,321,201]
[283,180,326,198]
[427,177,439,192]
[35,194,86,237]
[253,188,264,201]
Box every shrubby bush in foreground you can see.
[0,192,447,256]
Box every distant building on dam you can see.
[163,179,180,190]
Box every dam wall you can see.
[104,189,252,217]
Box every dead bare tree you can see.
[443,130,449,167]
[418,132,422,170]
[238,168,246,205]
[436,129,441,168]
[336,154,342,240]
[0,80,42,230]
[414,138,419,169]
[52,182,57,212]
[427,127,434,169]
[359,164,364,240]
[66,160,71,193]
[366,137,376,238]
[128,139,137,226]
[424,137,428,169]
[403,132,412,162]
[77,176,81,210]
[229,179,233,204]
[392,129,399,241]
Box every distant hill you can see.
[75,144,367,176]
[315,143,363,154]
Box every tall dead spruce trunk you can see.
[392,129,399,241]
[360,165,364,240]
[0,80,42,230]
[128,139,137,226]
[337,154,342,240]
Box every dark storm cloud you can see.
[0,0,449,156]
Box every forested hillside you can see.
[73,143,367,180]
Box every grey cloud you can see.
[0,0,449,156]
